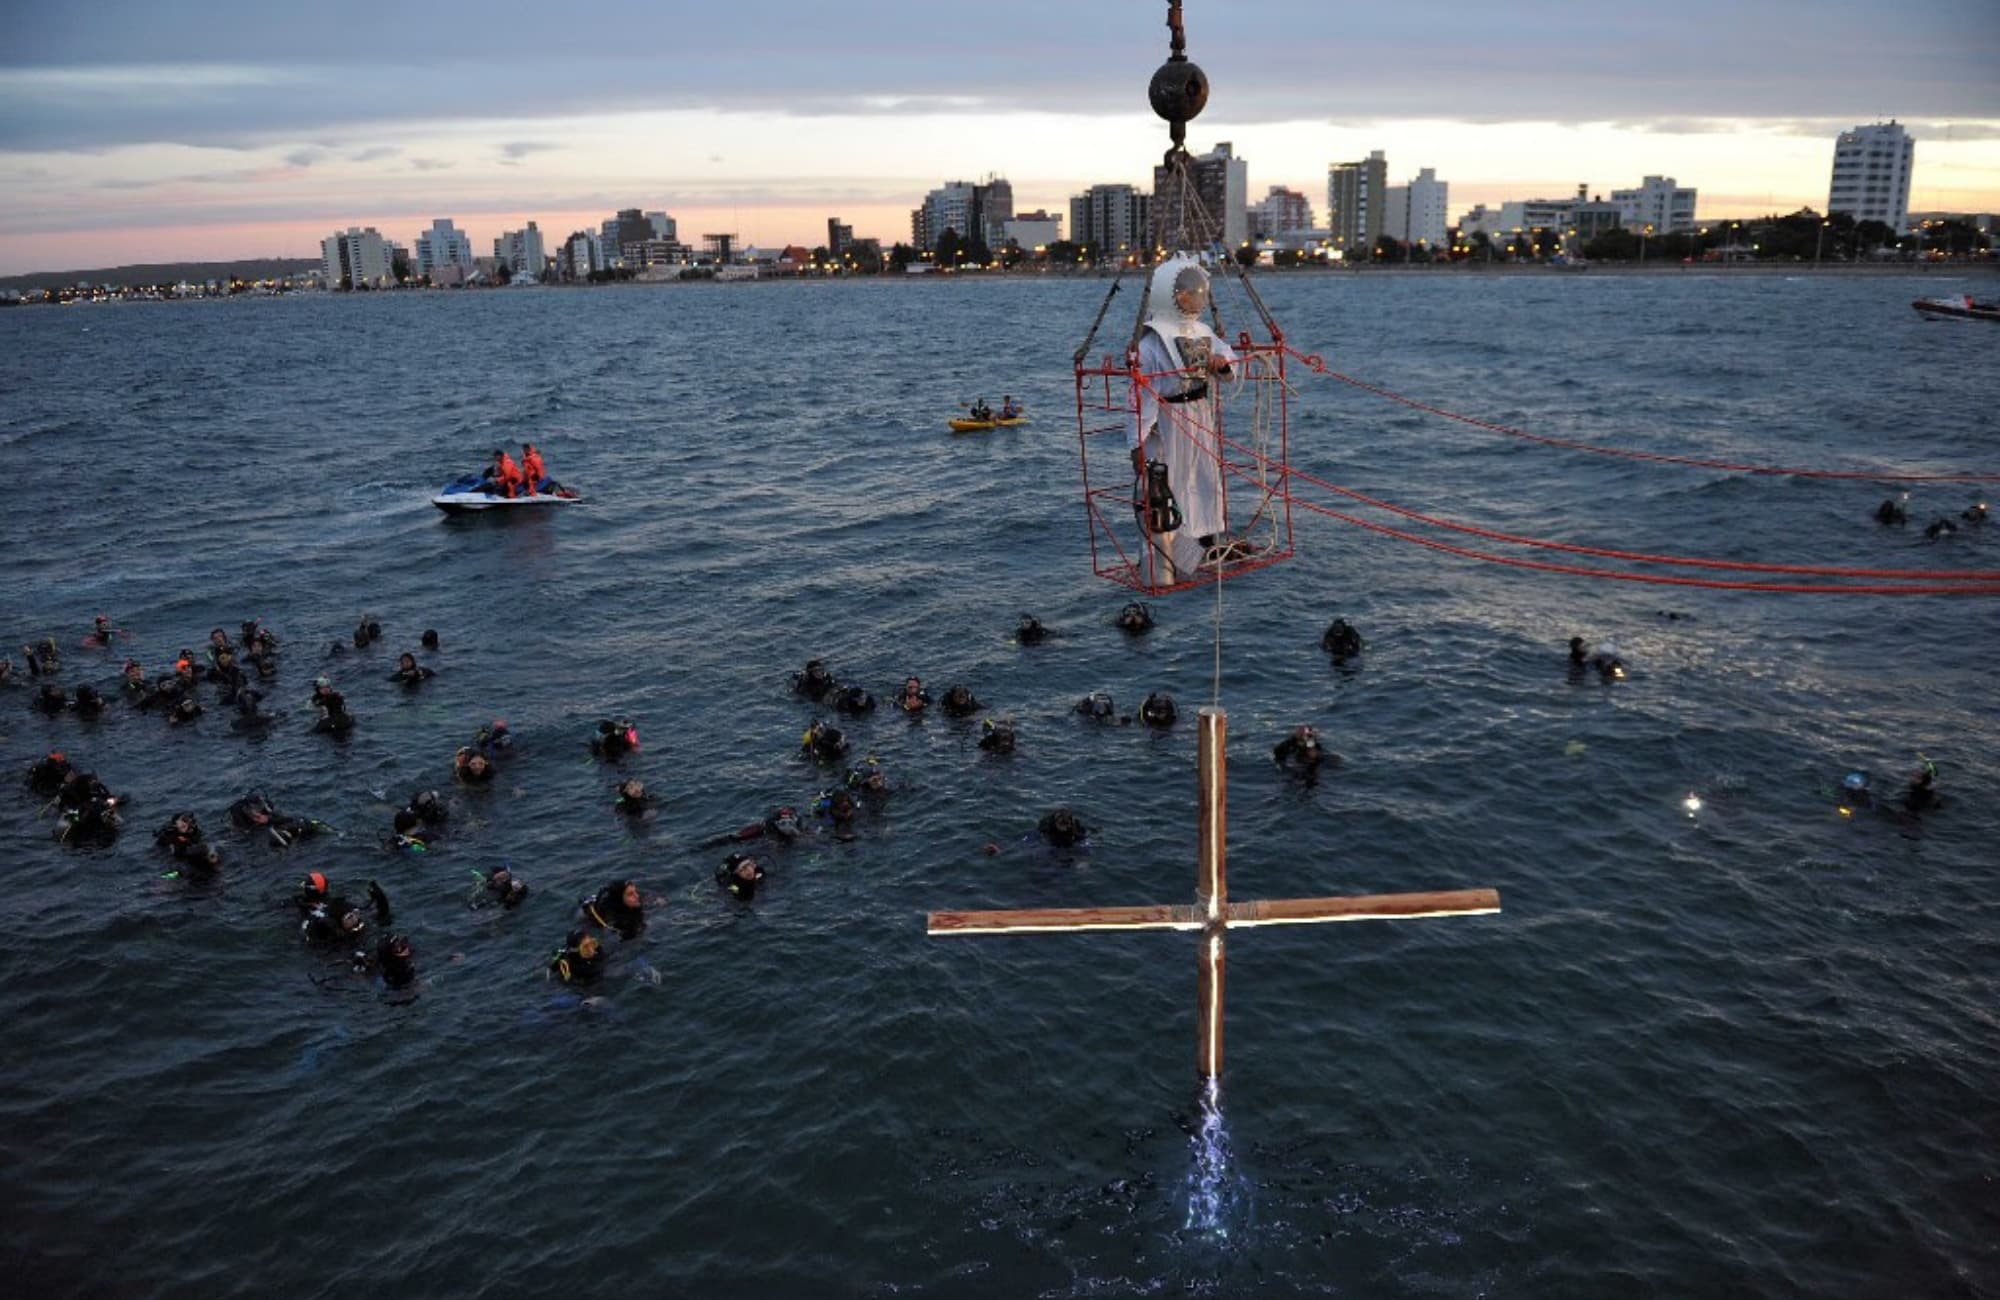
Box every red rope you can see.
[1285,347,2000,484]
[1287,494,2000,595]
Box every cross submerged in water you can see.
[928,707,1501,1080]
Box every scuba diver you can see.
[83,614,126,649]
[353,616,384,648]
[55,767,115,814]
[1924,517,1958,542]
[1273,724,1337,780]
[580,879,646,939]
[73,684,105,719]
[815,786,859,835]
[310,678,356,735]
[405,788,449,830]
[388,653,434,687]
[1015,614,1049,645]
[167,842,224,879]
[613,777,651,816]
[230,790,328,847]
[473,865,529,910]
[1321,618,1364,661]
[845,757,893,805]
[230,688,276,733]
[120,659,149,702]
[301,881,392,948]
[36,683,68,714]
[168,695,203,726]
[940,684,982,718]
[1139,693,1178,729]
[979,718,1017,754]
[1963,502,1989,525]
[590,717,640,760]
[58,793,123,846]
[700,806,804,848]
[23,635,62,676]
[792,659,839,701]
[716,853,766,901]
[421,628,441,650]
[1115,602,1154,635]
[454,748,496,784]
[800,719,849,763]
[1874,497,1907,526]
[154,811,205,858]
[1903,760,1942,813]
[1037,807,1091,850]
[1074,692,1120,723]
[293,871,331,915]
[894,676,930,715]
[205,628,233,664]
[242,619,279,656]
[1569,637,1625,681]
[389,808,435,854]
[834,684,877,715]
[548,930,604,985]
[356,933,417,990]
[472,720,513,760]
[27,750,74,796]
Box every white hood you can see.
[1146,254,1210,340]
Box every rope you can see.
[1286,347,2000,484]
[1288,494,2000,595]
[1073,264,1126,365]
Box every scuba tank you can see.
[1135,458,1183,535]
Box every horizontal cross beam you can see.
[927,887,1500,937]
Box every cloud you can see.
[497,140,557,162]
[284,146,326,167]
[409,156,453,171]
[349,144,400,162]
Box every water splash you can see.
[1183,1077,1236,1236]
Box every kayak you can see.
[949,416,1028,432]
[432,473,582,515]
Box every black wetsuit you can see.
[1139,694,1177,728]
[941,686,981,718]
[549,943,604,985]
[1273,734,1326,770]
[793,662,838,701]
[716,856,765,900]
[1038,809,1089,849]
[27,755,74,796]
[581,886,644,939]
[1321,620,1363,659]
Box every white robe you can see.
[1134,321,1237,578]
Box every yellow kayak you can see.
[948,416,1028,432]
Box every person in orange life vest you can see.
[486,448,524,498]
[520,442,546,494]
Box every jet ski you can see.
[432,474,582,515]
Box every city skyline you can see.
[2,0,1997,275]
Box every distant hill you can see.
[0,258,321,293]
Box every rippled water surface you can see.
[3,271,1997,1298]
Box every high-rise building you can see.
[320,226,393,289]
[1002,210,1061,251]
[645,211,677,243]
[1152,141,1247,252]
[561,230,600,280]
[914,178,1012,254]
[494,221,546,278]
[1069,184,1151,260]
[1610,176,1697,234]
[1327,150,1388,255]
[414,218,474,279]
[827,218,853,255]
[1382,167,1449,249]
[1828,122,1915,230]
[1249,186,1314,241]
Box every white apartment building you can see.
[1250,186,1314,240]
[1069,184,1151,259]
[561,231,600,280]
[494,222,546,278]
[320,226,393,289]
[1829,122,1915,230]
[1002,211,1061,250]
[414,218,474,278]
[1610,176,1697,234]
[1382,167,1449,249]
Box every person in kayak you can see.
[1000,396,1021,419]
[970,398,993,421]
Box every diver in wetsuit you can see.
[388,653,434,687]
[473,866,529,910]
[1874,498,1907,526]
[1139,693,1177,729]
[35,683,68,714]
[58,795,123,845]
[1116,602,1154,635]
[1321,618,1363,661]
[590,718,640,759]
[357,933,417,989]
[894,677,929,715]
[1903,762,1943,813]
[1074,692,1119,722]
[155,811,205,858]
[940,684,981,718]
[580,879,646,939]
[1273,724,1337,778]
[73,684,105,718]
[27,750,74,796]
[548,930,604,985]
[310,678,355,735]
[1037,808,1090,850]
[301,881,392,947]
[716,853,766,901]
[699,806,804,848]
[834,684,877,715]
[454,748,495,784]
[801,719,849,763]
[230,790,327,847]
[1016,614,1049,644]
[792,659,838,701]
[979,718,1017,753]
[613,778,650,816]
[472,720,513,760]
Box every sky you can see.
[2,0,1997,274]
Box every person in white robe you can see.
[1132,255,1239,581]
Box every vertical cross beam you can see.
[1196,707,1226,1079]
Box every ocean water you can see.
[2,270,1997,1298]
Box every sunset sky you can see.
[2,0,1997,274]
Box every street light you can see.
[1815,219,1829,269]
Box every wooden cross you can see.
[928,707,1501,1079]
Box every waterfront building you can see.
[319,226,393,289]
[414,218,474,279]
[560,231,599,280]
[1152,141,1247,251]
[645,211,677,243]
[1002,210,1061,251]
[493,221,546,279]
[1068,184,1151,261]
[1828,122,1915,231]
[1610,176,1697,234]
[1457,204,1501,239]
[913,178,1012,254]
[1382,167,1449,250]
[1249,186,1314,241]
[1327,150,1388,255]
[827,218,853,255]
